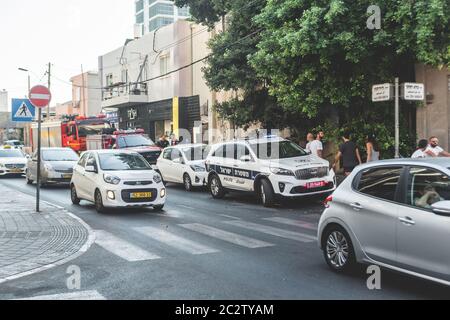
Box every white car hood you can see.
[103,170,156,181]
[0,157,27,165]
[269,155,329,169]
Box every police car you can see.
[205,136,336,207]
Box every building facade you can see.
[416,64,450,151]
[0,90,8,113]
[135,0,190,34]
[70,72,102,117]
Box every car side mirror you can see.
[240,155,253,162]
[431,201,450,217]
[85,165,97,173]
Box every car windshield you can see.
[78,122,111,137]
[0,150,24,158]
[250,141,308,160]
[42,150,79,161]
[6,141,22,146]
[182,146,208,161]
[118,135,155,148]
[99,153,152,171]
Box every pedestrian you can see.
[425,136,450,157]
[156,135,170,149]
[170,134,179,146]
[411,139,430,158]
[305,133,314,153]
[366,134,380,162]
[308,131,324,158]
[333,132,362,176]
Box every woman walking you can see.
[366,135,380,162]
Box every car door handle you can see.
[349,202,363,211]
[399,217,416,226]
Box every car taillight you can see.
[324,195,333,208]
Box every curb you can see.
[0,198,96,285]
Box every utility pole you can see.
[47,62,51,121]
[394,78,400,159]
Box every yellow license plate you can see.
[62,174,72,179]
[130,192,152,199]
[11,169,22,173]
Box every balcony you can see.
[102,82,149,109]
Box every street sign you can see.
[403,82,425,101]
[372,84,392,102]
[11,99,35,122]
[29,85,52,108]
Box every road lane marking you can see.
[263,217,318,231]
[219,214,242,220]
[134,226,219,255]
[15,290,106,300]
[94,230,161,262]
[177,204,195,210]
[179,223,274,249]
[224,221,317,243]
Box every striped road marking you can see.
[95,230,161,262]
[263,217,318,231]
[180,223,274,249]
[224,221,317,243]
[134,226,219,255]
[15,290,106,300]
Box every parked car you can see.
[70,150,166,213]
[26,148,79,186]
[0,147,27,177]
[205,136,336,207]
[157,144,209,191]
[318,158,450,286]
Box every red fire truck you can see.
[30,115,113,153]
[86,129,162,167]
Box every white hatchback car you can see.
[206,137,336,207]
[157,144,208,191]
[70,150,166,213]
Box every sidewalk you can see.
[0,183,94,284]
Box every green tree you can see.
[250,0,449,156]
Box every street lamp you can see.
[18,67,31,96]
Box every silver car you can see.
[318,158,450,286]
[26,148,79,186]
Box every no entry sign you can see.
[29,85,52,108]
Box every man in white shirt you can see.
[305,133,314,153]
[412,139,429,158]
[309,132,324,158]
[425,137,450,158]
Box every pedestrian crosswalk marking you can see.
[263,217,318,231]
[180,223,274,249]
[224,221,317,243]
[95,230,161,262]
[134,226,219,255]
[15,290,106,300]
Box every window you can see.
[149,17,174,31]
[212,144,235,159]
[149,3,174,19]
[236,144,252,161]
[99,153,151,171]
[106,74,113,86]
[407,167,450,210]
[78,153,89,168]
[86,154,98,169]
[160,56,169,76]
[121,69,128,84]
[42,149,79,162]
[249,141,308,160]
[163,149,172,160]
[136,0,144,13]
[177,6,190,16]
[136,12,144,24]
[356,167,403,202]
[171,149,183,161]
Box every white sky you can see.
[0,0,134,110]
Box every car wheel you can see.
[259,179,275,207]
[94,189,105,213]
[323,225,356,273]
[153,204,165,212]
[71,184,81,205]
[209,174,225,199]
[183,174,193,192]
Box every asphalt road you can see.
[0,176,449,300]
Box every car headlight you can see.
[103,174,121,185]
[44,163,54,171]
[190,165,206,172]
[0,163,4,168]
[270,167,295,176]
[153,173,162,184]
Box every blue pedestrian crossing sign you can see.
[12,99,36,122]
